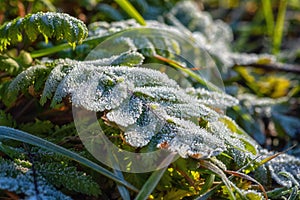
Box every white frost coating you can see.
[164,103,219,122]
[260,149,300,187]
[124,111,162,147]
[209,121,244,149]
[8,65,48,97]
[113,67,179,88]
[0,174,72,200]
[107,96,144,127]
[72,76,129,112]
[158,119,225,158]
[187,87,239,109]
[133,86,196,103]
[41,57,257,160]
[41,59,77,104]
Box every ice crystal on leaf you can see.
[0,12,88,51]
[40,59,78,105]
[106,97,144,127]
[7,65,51,102]
[259,149,300,188]
[0,158,72,200]
[186,87,239,109]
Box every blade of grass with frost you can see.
[114,0,146,26]
[266,187,290,199]
[0,126,138,192]
[287,187,298,200]
[257,144,297,168]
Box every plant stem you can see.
[261,0,275,37]
[30,35,108,58]
[154,54,222,92]
[273,0,288,55]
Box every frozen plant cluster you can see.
[0,158,72,200]
[8,49,258,162]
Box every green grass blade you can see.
[273,0,288,55]
[134,167,167,200]
[114,0,146,26]
[225,170,268,200]
[200,160,236,200]
[114,169,131,200]
[261,0,274,37]
[0,126,138,192]
[196,185,219,200]
[198,174,215,195]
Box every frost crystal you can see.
[187,87,239,109]
[107,97,144,127]
[260,149,300,188]
[156,118,225,158]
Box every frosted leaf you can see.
[260,149,300,188]
[133,86,195,103]
[208,121,258,160]
[164,102,219,122]
[52,64,129,110]
[124,129,154,147]
[0,160,72,200]
[40,59,77,105]
[208,20,233,45]
[238,93,285,107]
[186,87,239,109]
[156,118,225,158]
[39,60,256,161]
[51,65,179,108]
[148,114,225,158]
[106,96,144,127]
[112,67,178,87]
[124,110,162,147]
[73,75,130,112]
[169,1,214,34]
[110,51,144,66]
[87,36,137,59]
[52,63,97,106]
[7,65,49,100]
[88,19,183,39]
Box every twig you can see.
[234,62,300,74]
